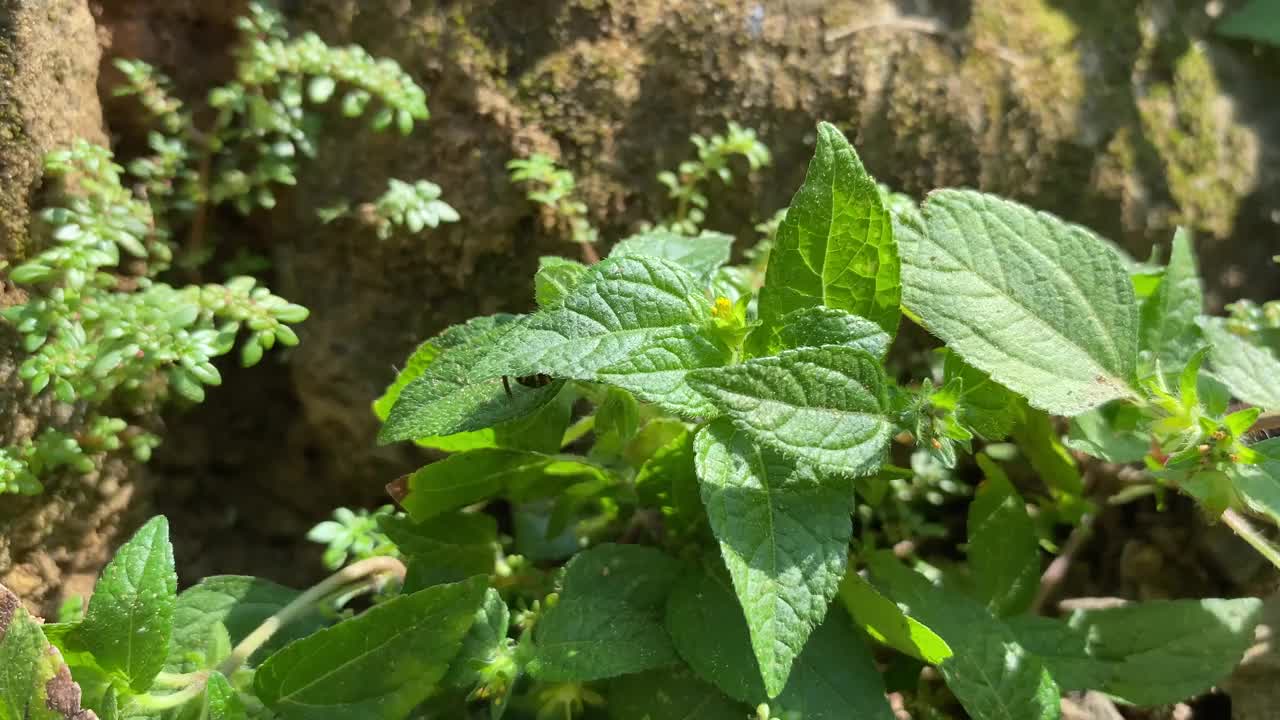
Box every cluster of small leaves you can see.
[508,154,599,248]
[0,142,307,493]
[657,121,771,234]
[318,178,460,240]
[307,505,399,570]
[361,120,1277,719]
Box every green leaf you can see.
[379,317,564,444]
[205,671,248,720]
[837,570,951,664]
[772,306,891,359]
[608,667,750,720]
[443,588,510,691]
[1140,228,1203,377]
[68,516,176,692]
[968,456,1041,617]
[596,326,733,418]
[255,577,488,720]
[534,256,589,308]
[943,352,1020,440]
[634,430,704,535]
[693,419,852,698]
[411,385,575,455]
[1229,437,1280,526]
[664,566,767,704]
[609,229,734,282]
[1064,402,1149,464]
[1011,408,1084,498]
[901,189,1139,416]
[868,553,1061,720]
[749,122,899,354]
[688,346,893,477]
[529,544,681,681]
[2,583,100,720]
[1009,598,1262,705]
[166,575,330,672]
[1217,0,1280,45]
[1201,317,1280,411]
[771,610,896,720]
[379,513,496,592]
[474,255,713,382]
[397,449,610,522]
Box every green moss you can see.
[1139,44,1254,238]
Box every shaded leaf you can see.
[968,456,1040,617]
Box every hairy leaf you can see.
[609,229,734,282]
[837,570,951,664]
[694,419,851,697]
[255,577,487,720]
[1201,318,1280,411]
[665,567,767,704]
[534,256,589,308]
[968,456,1040,617]
[474,255,712,382]
[772,610,896,720]
[750,122,899,354]
[68,516,176,692]
[398,449,609,521]
[1140,228,1203,377]
[943,352,1020,440]
[378,317,564,444]
[379,513,496,592]
[1010,598,1262,705]
[688,346,893,476]
[773,306,891,359]
[530,544,681,681]
[868,554,1061,720]
[901,189,1139,416]
[596,326,733,418]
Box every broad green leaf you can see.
[1201,317,1280,411]
[166,575,330,673]
[1065,402,1149,463]
[1140,228,1203,377]
[664,566,767,704]
[596,327,732,418]
[474,255,713,382]
[772,610,896,720]
[634,430,704,535]
[398,449,610,521]
[530,544,681,681]
[837,570,951,664]
[901,189,1139,416]
[1,583,99,720]
[534,256,589,308]
[1010,598,1262,705]
[372,314,517,421]
[592,388,641,458]
[968,456,1040,617]
[379,318,564,444]
[608,667,749,720]
[255,577,488,720]
[444,588,511,692]
[688,346,893,477]
[868,553,1061,720]
[69,516,176,692]
[414,383,576,454]
[1011,408,1084,498]
[1229,438,1280,528]
[379,513,496,592]
[205,672,248,720]
[749,121,899,353]
[773,306,891,359]
[1217,0,1280,45]
[609,229,734,282]
[693,419,852,698]
[943,352,1020,440]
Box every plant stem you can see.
[1222,509,1280,571]
[216,556,406,677]
[127,672,209,712]
[153,670,208,689]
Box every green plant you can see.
[1,2,450,494]
[307,505,399,570]
[318,178,460,240]
[508,153,599,261]
[12,121,1278,720]
[657,121,771,235]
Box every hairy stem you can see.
[1222,509,1280,571]
[216,556,406,676]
